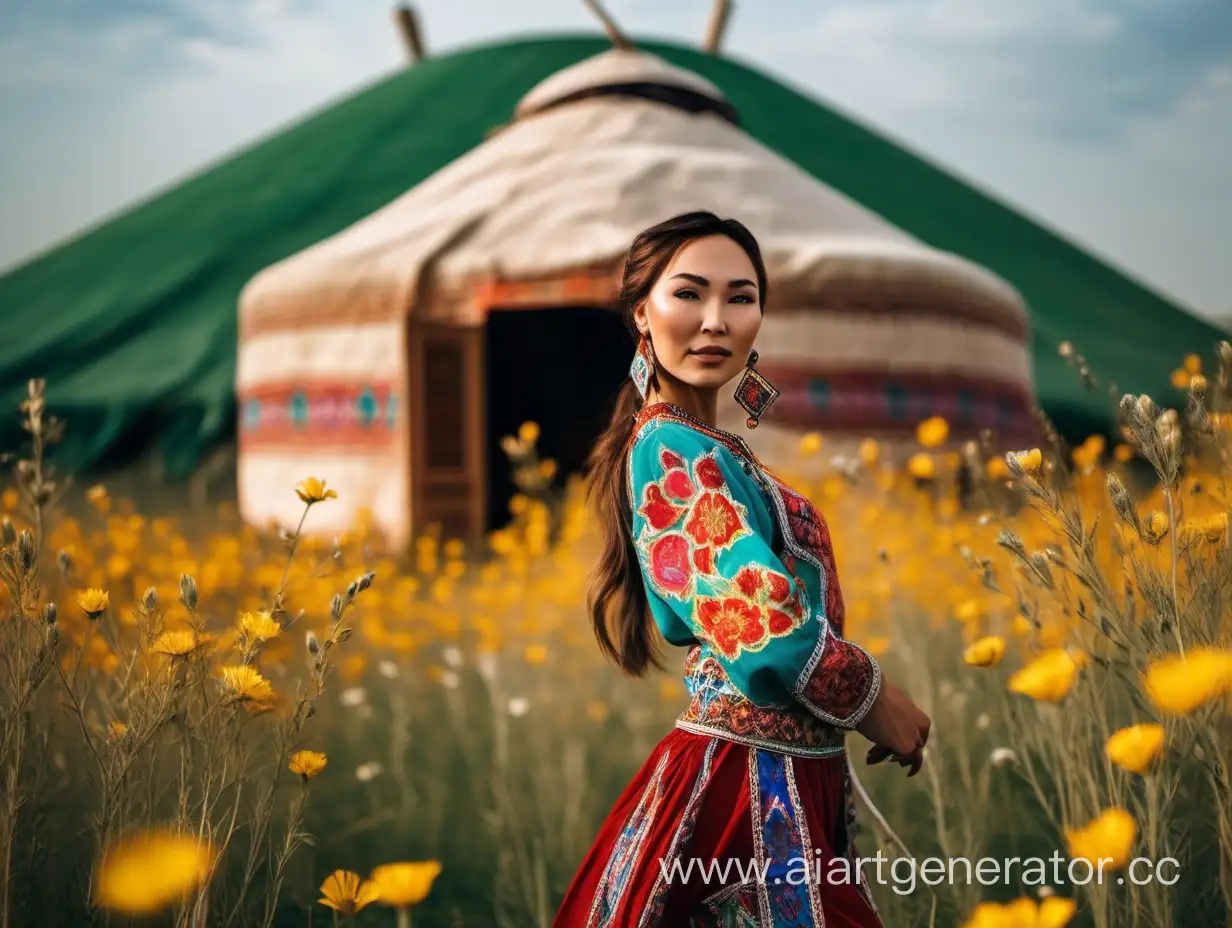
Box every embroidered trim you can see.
[785,757,827,926]
[636,738,720,927]
[678,648,846,758]
[586,748,673,928]
[749,750,822,927]
[747,751,775,928]
[796,640,883,728]
[690,881,763,927]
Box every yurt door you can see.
[407,323,486,543]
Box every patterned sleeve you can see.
[628,420,881,728]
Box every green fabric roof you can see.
[0,34,1223,476]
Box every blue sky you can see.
[1,0,1229,318]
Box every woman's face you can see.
[633,234,762,393]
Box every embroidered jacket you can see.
[628,403,881,756]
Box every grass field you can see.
[1,348,1231,927]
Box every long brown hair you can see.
[584,210,769,676]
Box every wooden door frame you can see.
[405,319,487,544]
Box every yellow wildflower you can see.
[1170,368,1190,389]
[907,453,935,480]
[1008,448,1043,476]
[859,438,880,467]
[1065,807,1136,869]
[151,630,210,659]
[77,588,110,618]
[798,431,823,456]
[93,830,213,914]
[369,861,442,908]
[1113,443,1133,462]
[219,665,276,708]
[239,610,281,641]
[108,722,129,741]
[1008,648,1080,702]
[985,457,1009,480]
[288,750,327,781]
[294,477,338,504]
[518,420,540,445]
[916,416,949,448]
[1104,724,1165,774]
[524,644,548,665]
[961,896,1076,928]
[86,484,111,513]
[1143,647,1232,715]
[318,869,379,915]
[964,636,1007,668]
[1138,509,1169,545]
[1184,352,1203,375]
[539,458,558,480]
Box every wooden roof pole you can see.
[702,0,732,54]
[392,4,426,63]
[582,0,632,50]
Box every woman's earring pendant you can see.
[630,335,654,401]
[734,349,780,429]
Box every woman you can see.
[553,212,931,928]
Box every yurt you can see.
[237,46,1035,547]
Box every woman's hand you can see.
[855,680,931,776]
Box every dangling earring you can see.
[733,349,780,429]
[629,333,655,401]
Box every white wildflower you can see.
[507,697,529,717]
[974,712,990,730]
[355,761,384,782]
[989,747,1016,768]
[378,660,399,679]
[340,687,367,708]
[440,669,460,690]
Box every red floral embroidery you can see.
[639,484,686,532]
[660,448,685,471]
[692,546,714,575]
[734,565,764,598]
[663,469,695,501]
[684,492,744,549]
[695,455,725,489]
[696,596,767,659]
[766,571,791,603]
[648,534,692,595]
[765,608,796,635]
[799,639,876,724]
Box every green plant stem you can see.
[397,907,411,928]
[1164,487,1185,656]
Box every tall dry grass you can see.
[0,343,1228,927]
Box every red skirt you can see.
[553,727,883,927]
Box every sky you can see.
[1,0,1229,319]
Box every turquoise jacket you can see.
[628,403,881,741]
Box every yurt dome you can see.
[238,46,1035,545]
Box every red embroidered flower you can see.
[694,454,726,490]
[639,484,686,532]
[696,596,767,659]
[663,469,695,501]
[692,546,714,575]
[765,570,792,603]
[685,492,744,549]
[660,448,685,471]
[648,533,692,596]
[734,565,765,598]
[765,608,796,635]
